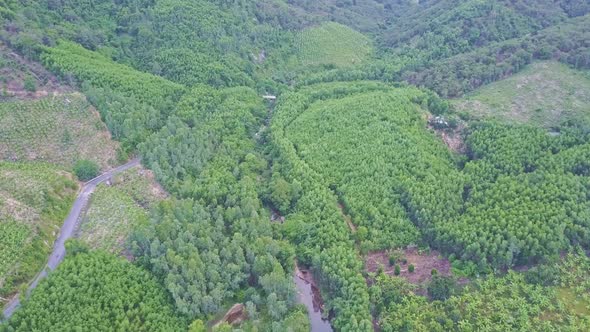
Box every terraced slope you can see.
[0,93,119,170]
[297,22,373,68]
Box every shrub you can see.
[427,276,456,301]
[389,255,396,266]
[394,265,401,276]
[189,320,206,332]
[24,76,36,92]
[408,264,415,273]
[431,268,438,276]
[74,159,99,181]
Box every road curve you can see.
[2,158,141,320]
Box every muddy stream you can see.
[293,265,333,332]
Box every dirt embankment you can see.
[1,43,72,100]
[427,115,466,154]
[294,264,333,332]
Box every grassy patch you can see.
[0,162,77,304]
[77,167,166,253]
[0,93,120,170]
[454,61,590,128]
[77,185,148,253]
[556,287,590,316]
[296,22,373,68]
[0,221,30,282]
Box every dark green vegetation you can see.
[73,159,99,181]
[0,162,77,305]
[1,0,590,330]
[3,250,185,331]
[300,1,590,97]
[133,86,302,329]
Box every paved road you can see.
[2,158,141,320]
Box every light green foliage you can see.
[3,0,590,329]
[188,320,206,332]
[271,82,399,331]
[447,123,590,267]
[0,162,77,303]
[297,22,372,68]
[4,251,186,331]
[279,81,590,270]
[555,249,590,316]
[283,83,459,251]
[0,221,29,281]
[455,61,590,127]
[41,41,185,107]
[0,94,119,169]
[22,76,35,92]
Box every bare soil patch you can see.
[427,115,466,154]
[365,247,452,284]
[0,43,72,100]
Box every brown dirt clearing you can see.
[365,247,452,284]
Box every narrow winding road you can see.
[2,158,141,320]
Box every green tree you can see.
[188,320,206,332]
[427,276,456,301]
[23,76,36,92]
[73,159,99,181]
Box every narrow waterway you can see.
[293,265,333,332]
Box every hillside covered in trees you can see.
[1,0,590,331]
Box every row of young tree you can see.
[272,81,590,274]
[268,82,407,331]
[3,248,185,331]
[282,83,456,251]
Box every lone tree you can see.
[427,276,457,301]
[74,159,99,181]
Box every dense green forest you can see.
[3,249,185,331]
[2,0,590,331]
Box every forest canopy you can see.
[1,0,590,331]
